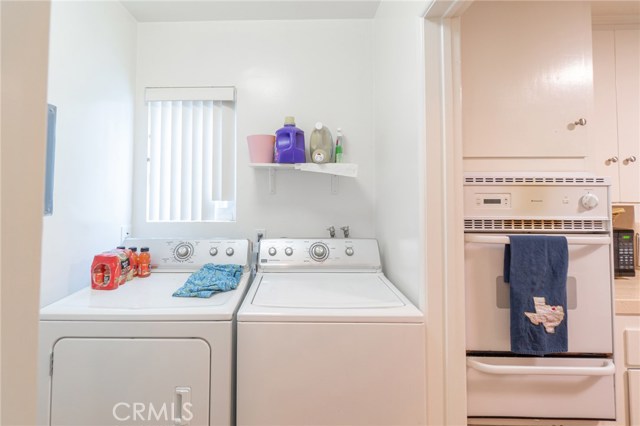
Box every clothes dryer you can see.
[38,238,251,426]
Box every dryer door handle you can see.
[173,387,192,425]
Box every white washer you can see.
[38,238,252,426]
[237,238,426,426]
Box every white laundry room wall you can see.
[40,0,137,306]
[133,19,375,241]
[372,2,427,308]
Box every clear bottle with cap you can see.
[128,247,139,278]
[309,122,333,164]
[138,247,151,278]
[335,128,344,163]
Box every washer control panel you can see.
[122,238,251,271]
[259,239,381,271]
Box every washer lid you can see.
[238,272,423,323]
[40,272,250,321]
[252,273,405,308]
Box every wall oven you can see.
[464,173,616,422]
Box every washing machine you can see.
[236,238,426,426]
[37,238,252,426]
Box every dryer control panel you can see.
[258,239,381,272]
[123,238,251,271]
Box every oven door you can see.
[465,234,613,354]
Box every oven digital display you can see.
[474,193,511,209]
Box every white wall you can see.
[134,20,375,240]
[1,1,50,422]
[372,2,427,307]
[40,0,137,306]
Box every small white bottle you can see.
[309,122,333,164]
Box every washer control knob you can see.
[285,247,293,256]
[345,247,354,256]
[309,242,329,261]
[268,247,277,256]
[580,193,599,210]
[225,247,234,256]
[209,247,218,256]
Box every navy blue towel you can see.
[504,235,569,355]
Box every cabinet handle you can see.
[607,156,618,164]
[624,156,637,164]
[573,118,587,126]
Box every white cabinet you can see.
[630,369,640,426]
[615,315,640,426]
[593,29,640,203]
[461,1,593,158]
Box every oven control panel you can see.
[464,187,609,219]
[258,239,381,271]
[122,238,251,270]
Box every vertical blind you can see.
[145,87,236,222]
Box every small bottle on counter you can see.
[335,128,343,163]
[115,246,131,285]
[138,247,151,278]
[128,247,139,278]
[117,246,134,281]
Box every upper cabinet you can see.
[593,29,640,203]
[461,2,593,158]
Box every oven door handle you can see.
[464,235,611,246]
[467,358,615,376]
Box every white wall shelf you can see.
[249,163,358,194]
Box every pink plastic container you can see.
[247,134,275,163]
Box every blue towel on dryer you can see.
[173,264,243,298]
[504,235,569,355]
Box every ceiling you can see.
[120,0,382,22]
[120,0,640,24]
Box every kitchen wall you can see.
[40,0,137,306]
[372,1,427,307]
[133,20,376,242]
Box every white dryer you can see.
[38,238,252,426]
[236,238,426,426]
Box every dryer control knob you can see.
[580,193,599,210]
[268,247,277,256]
[174,243,193,261]
[226,247,234,256]
[285,247,293,256]
[345,247,354,256]
[209,247,218,256]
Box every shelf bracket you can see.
[331,175,339,195]
[269,168,276,194]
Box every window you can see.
[145,87,236,222]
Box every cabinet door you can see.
[629,370,640,426]
[50,338,210,426]
[461,1,592,158]
[615,29,640,203]
[592,30,621,201]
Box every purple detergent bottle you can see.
[274,116,306,163]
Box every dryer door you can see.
[50,338,210,426]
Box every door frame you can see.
[422,1,470,424]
